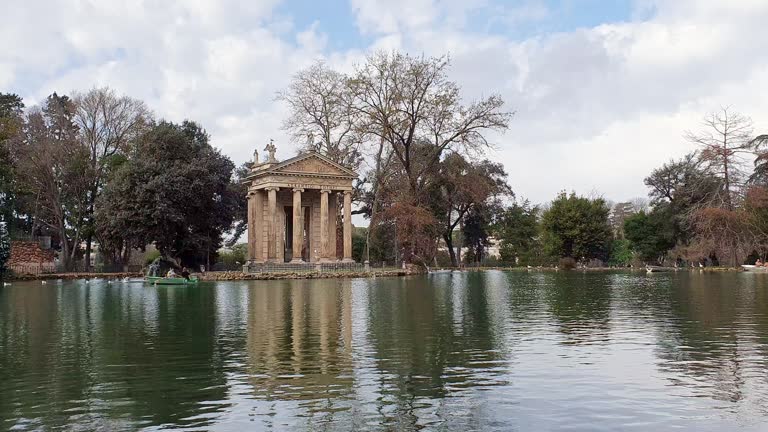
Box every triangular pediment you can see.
[268,152,356,177]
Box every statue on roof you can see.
[252,147,259,164]
[264,139,277,163]
[306,132,314,149]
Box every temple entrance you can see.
[283,206,311,262]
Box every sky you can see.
[3,0,768,206]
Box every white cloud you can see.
[3,0,768,206]
[349,0,768,202]
[350,0,437,35]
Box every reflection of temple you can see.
[243,142,357,269]
[245,279,354,402]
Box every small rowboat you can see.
[145,276,199,285]
[741,265,768,272]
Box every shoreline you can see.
[5,269,417,282]
[4,266,744,282]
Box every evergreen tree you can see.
[496,200,539,265]
[541,192,612,262]
[96,121,239,268]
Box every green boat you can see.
[145,276,199,285]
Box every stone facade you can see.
[242,146,357,272]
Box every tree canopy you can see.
[96,121,238,267]
[540,192,612,262]
[496,200,538,265]
[623,210,675,263]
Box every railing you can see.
[244,262,364,274]
[9,262,143,276]
[9,263,57,275]
[63,263,144,273]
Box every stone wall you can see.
[201,269,416,281]
[9,241,55,266]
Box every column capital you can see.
[292,187,304,193]
[343,190,353,196]
[320,188,332,194]
[264,186,280,192]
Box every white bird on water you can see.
[2,282,10,286]
[41,280,47,284]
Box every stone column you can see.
[328,193,337,260]
[253,190,263,262]
[266,187,279,262]
[342,190,353,262]
[247,191,256,262]
[247,190,264,263]
[291,188,304,263]
[320,189,330,262]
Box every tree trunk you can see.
[444,232,457,267]
[457,219,464,267]
[366,139,387,263]
[123,246,132,272]
[85,236,92,272]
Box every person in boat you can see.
[166,268,177,278]
[148,262,159,277]
[181,267,190,281]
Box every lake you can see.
[1,271,767,431]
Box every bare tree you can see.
[362,136,396,262]
[73,87,151,270]
[435,153,511,266]
[349,52,512,201]
[685,108,756,210]
[276,61,362,170]
[13,94,90,270]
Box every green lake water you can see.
[1,271,768,431]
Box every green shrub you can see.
[144,249,161,265]
[608,238,633,267]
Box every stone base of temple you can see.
[242,261,360,274]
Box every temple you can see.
[242,141,357,272]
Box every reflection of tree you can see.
[0,284,86,430]
[543,272,612,344]
[96,285,229,428]
[0,282,232,430]
[244,279,355,425]
[651,273,768,407]
[363,273,506,429]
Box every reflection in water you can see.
[243,279,355,429]
[1,272,768,431]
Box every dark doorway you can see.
[284,206,311,262]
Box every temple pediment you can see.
[264,152,356,178]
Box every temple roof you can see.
[245,151,357,181]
